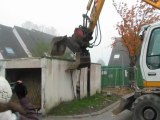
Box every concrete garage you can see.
[0,57,101,114]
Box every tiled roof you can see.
[0,24,27,59]
[14,26,54,57]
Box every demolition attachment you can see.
[50,0,105,69]
[50,26,92,69]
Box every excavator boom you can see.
[87,0,105,32]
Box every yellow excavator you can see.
[50,0,160,119]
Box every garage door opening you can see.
[6,68,41,110]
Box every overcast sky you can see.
[0,0,136,65]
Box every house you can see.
[108,37,130,67]
[13,26,54,57]
[0,24,27,59]
[108,37,141,67]
[0,24,54,59]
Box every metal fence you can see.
[101,66,143,88]
[7,68,41,109]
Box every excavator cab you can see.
[113,22,160,120]
[50,0,105,69]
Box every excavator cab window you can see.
[147,28,160,69]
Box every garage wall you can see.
[42,59,101,113]
[42,58,76,113]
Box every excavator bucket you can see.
[67,52,91,70]
[50,36,91,69]
[50,36,67,56]
[112,92,135,115]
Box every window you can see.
[114,54,120,59]
[5,47,15,55]
[147,28,160,69]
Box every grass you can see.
[47,93,120,116]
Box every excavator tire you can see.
[132,94,160,120]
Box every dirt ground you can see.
[102,87,134,96]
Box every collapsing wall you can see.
[41,58,101,113]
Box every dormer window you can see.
[5,47,15,54]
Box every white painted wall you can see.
[43,59,75,113]
[5,58,41,68]
[72,70,80,98]
[90,64,101,96]
[0,52,3,59]
[80,67,88,99]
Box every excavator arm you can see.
[87,0,105,32]
[50,0,105,69]
[143,0,160,9]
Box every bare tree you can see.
[22,21,57,35]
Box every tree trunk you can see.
[129,56,136,89]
